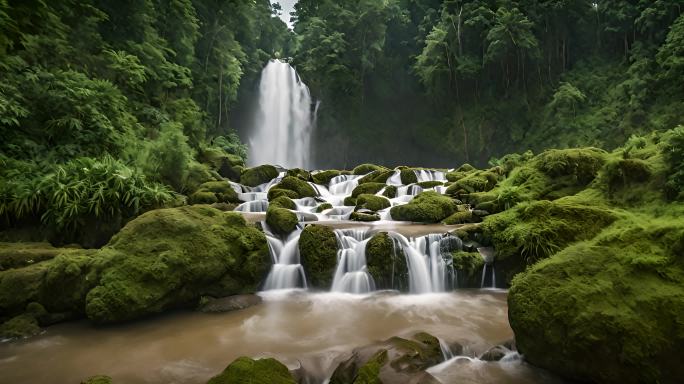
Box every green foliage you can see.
[662,126,684,200]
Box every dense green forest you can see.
[0,0,291,244]
[292,0,683,167]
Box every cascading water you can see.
[331,229,376,293]
[248,59,316,169]
[263,227,308,290]
[388,232,457,294]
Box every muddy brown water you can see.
[0,290,564,384]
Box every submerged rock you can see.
[80,375,113,384]
[298,225,338,288]
[207,356,296,384]
[479,345,511,361]
[330,331,445,384]
[390,191,458,223]
[198,294,262,313]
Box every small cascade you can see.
[387,232,456,294]
[331,229,375,293]
[439,338,454,360]
[235,200,269,213]
[263,227,308,290]
[477,247,496,288]
[396,184,423,197]
[415,170,446,182]
[328,174,361,195]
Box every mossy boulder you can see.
[240,165,279,187]
[298,224,338,288]
[356,194,391,212]
[270,196,296,210]
[267,176,317,200]
[266,207,299,235]
[416,181,444,189]
[442,210,473,225]
[207,356,296,384]
[508,216,684,384]
[533,147,606,183]
[190,181,239,204]
[445,170,499,195]
[0,242,76,270]
[80,375,113,384]
[198,147,245,181]
[353,163,386,175]
[366,233,408,291]
[350,212,380,222]
[400,169,418,184]
[602,158,652,193]
[452,251,484,288]
[390,192,458,223]
[0,313,42,339]
[358,170,394,184]
[286,168,311,181]
[382,185,397,198]
[316,203,333,212]
[351,183,386,198]
[311,170,342,185]
[267,189,299,200]
[330,331,444,384]
[85,206,269,323]
[344,196,357,206]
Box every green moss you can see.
[350,212,380,222]
[508,214,684,384]
[197,181,239,203]
[298,225,338,288]
[382,185,397,198]
[312,170,342,185]
[0,313,42,339]
[452,251,484,287]
[351,183,386,198]
[602,158,652,192]
[446,170,499,195]
[389,191,458,223]
[416,180,444,189]
[0,242,72,270]
[353,163,386,175]
[267,176,317,199]
[358,170,394,184]
[354,349,388,384]
[80,376,113,384]
[207,356,296,384]
[265,207,299,235]
[442,210,472,225]
[456,163,476,172]
[356,194,390,212]
[267,189,299,200]
[386,332,443,371]
[85,207,269,323]
[316,203,333,212]
[344,196,357,206]
[400,169,418,184]
[269,196,296,210]
[533,147,607,183]
[188,191,218,204]
[240,165,279,187]
[366,232,408,290]
[286,168,311,181]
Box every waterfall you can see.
[477,247,496,289]
[387,232,456,294]
[248,59,316,169]
[234,200,269,213]
[331,229,375,293]
[263,227,308,290]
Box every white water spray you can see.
[248,59,316,169]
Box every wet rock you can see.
[207,356,296,384]
[311,170,342,185]
[390,191,458,223]
[299,225,338,288]
[80,375,113,384]
[198,294,262,313]
[366,232,408,291]
[471,209,490,217]
[0,313,42,340]
[353,163,387,175]
[350,211,380,222]
[479,345,510,361]
[240,165,279,187]
[266,207,299,235]
[267,176,317,199]
[356,194,391,212]
[351,182,386,198]
[330,331,445,384]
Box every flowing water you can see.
[0,290,563,384]
[248,60,316,169]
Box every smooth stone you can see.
[479,345,510,361]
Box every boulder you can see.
[356,194,391,212]
[311,170,342,185]
[390,192,458,223]
[207,356,296,384]
[267,176,317,200]
[353,163,386,175]
[351,183,386,198]
[81,376,113,384]
[298,225,338,288]
[350,212,380,222]
[366,232,408,291]
[266,207,299,235]
[240,165,279,187]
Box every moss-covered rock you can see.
[442,210,472,225]
[350,211,380,222]
[602,158,652,193]
[452,251,484,288]
[80,375,113,384]
[351,182,386,198]
[0,242,76,270]
[270,196,296,210]
[445,170,499,195]
[265,207,299,236]
[190,181,239,204]
[382,185,397,198]
[286,168,311,181]
[358,170,394,184]
[267,176,317,200]
[312,170,342,185]
[416,181,444,189]
[85,206,269,323]
[356,194,390,212]
[508,215,684,384]
[207,356,296,384]
[353,163,386,175]
[267,188,299,200]
[298,224,338,288]
[0,313,42,339]
[198,147,245,181]
[366,233,408,290]
[240,165,279,187]
[344,196,357,206]
[400,169,418,184]
[316,203,333,212]
[390,192,458,223]
[533,147,607,183]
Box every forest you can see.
[0,1,683,384]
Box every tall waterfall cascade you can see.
[248,59,318,169]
